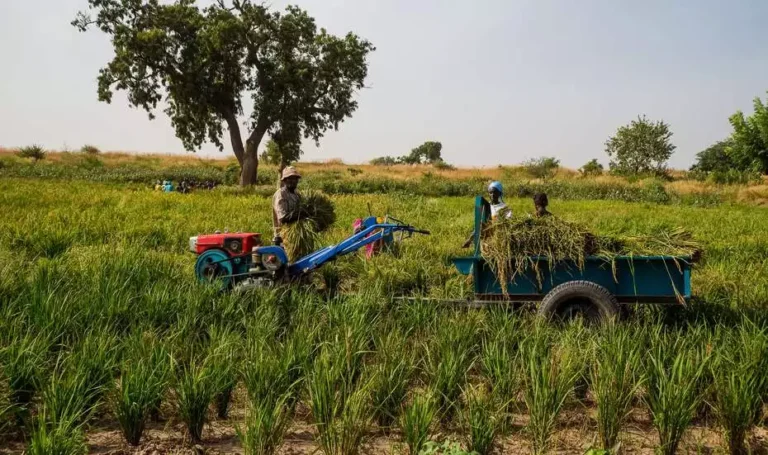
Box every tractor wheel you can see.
[538,280,619,323]
[195,249,234,290]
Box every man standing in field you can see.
[272,166,302,246]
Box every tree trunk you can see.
[224,112,245,167]
[240,125,268,186]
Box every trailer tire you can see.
[539,281,619,323]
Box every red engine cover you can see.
[194,233,261,255]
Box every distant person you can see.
[154,180,162,191]
[462,181,511,248]
[533,192,552,218]
[272,166,302,246]
[163,180,174,192]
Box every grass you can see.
[644,326,710,455]
[3,175,768,453]
[521,322,582,455]
[175,356,221,443]
[461,385,500,455]
[401,392,437,455]
[589,322,645,451]
[237,394,292,455]
[708,322,768,455]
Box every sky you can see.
[1,1,766,169]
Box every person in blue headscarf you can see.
[487,181,512,220]
[462,181,512,248]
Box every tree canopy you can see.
[605,116,675,175]
[400,141,443,165]
[691,140,734,173]
[73,0,374,185]
[726,93,768,173]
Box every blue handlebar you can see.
[287,222,428,275]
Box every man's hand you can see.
[273,236,283,246]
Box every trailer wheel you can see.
[539,281,619,323]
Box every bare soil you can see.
[3,400,768,455]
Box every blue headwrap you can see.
[488,181,503,195]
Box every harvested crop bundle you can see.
[481,216,596,292]
[281,191,336,261]
[298,191,336,232]
[481,216,701,294]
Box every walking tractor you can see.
[449,196,694,321]
[190,216,430,291]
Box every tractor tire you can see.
[538,280,619,323]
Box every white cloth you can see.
[490,202,512,219]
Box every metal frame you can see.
[287,222,428,275]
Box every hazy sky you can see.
[1,1,766,168]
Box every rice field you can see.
[2,176,768,454]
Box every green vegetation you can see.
[605,115,675,175]
[522,157,560,180]
[579,158,604,176]
[16,145,47,163]
[2,174,768,453]
[73,0,374,185]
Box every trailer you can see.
[450,197,692,320]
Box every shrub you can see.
[522,157,560,180]
[370,156,398,166]
[80,145,101,155]
[579,158,604,176]
[432,160,455,170]
[17,145,47,162]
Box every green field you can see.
[2,176,768,454]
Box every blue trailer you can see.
[450,197,693,320]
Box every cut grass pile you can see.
[481,216,702,292]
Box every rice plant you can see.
[521,323,581,455]
[208,325,242,419]
[237,393,293,455]
[401,392,437,455]
[42,350,108,427]
[2,331,49,422]
[67,331,118,411]
[461,385,500,455]
[26,412,87,455]
[425,311,479,421]
[708,322,768,455]
[590,322,645,451]
[370,330,415,428]
[175,356,220,443]
[644,327,710,455]
[113,344,171,446]
[481,330,519,423]
[308,348,372,455]
[242,343,296,410]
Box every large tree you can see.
[726,93,768,173]
[73,0,374,185]
[605,115,675,175]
